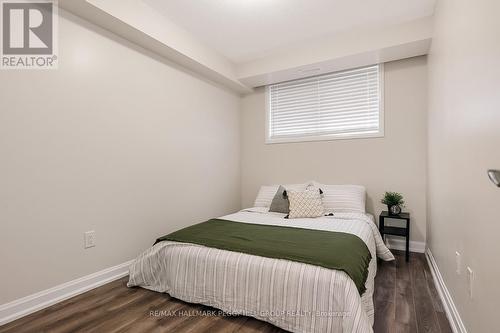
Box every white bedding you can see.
[127,208,394,333]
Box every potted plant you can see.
[381,192,405,215]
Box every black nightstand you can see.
[379,211,410,261]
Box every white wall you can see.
[241,56,428,245]
[0,10,241,304]
[427,1,500,332]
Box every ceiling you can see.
[143,0,436,63]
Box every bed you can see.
[127,206,394,333]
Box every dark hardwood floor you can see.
[0,251,452,333]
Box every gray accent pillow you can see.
[269,185,289,214]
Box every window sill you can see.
[265,132,385,144]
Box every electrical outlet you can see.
[455,251,461,275]
[467,267,474,299]
[84,230,96,249]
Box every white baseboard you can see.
[0,260,133,326]
[385,237,426,253]
[425,249,467,333]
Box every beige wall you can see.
[0,10,240,304]
[427,1,500,332]
[241,56,428,245]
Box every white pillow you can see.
[253,185,279,207]
[313,182,366,213]
[253,182,310,208]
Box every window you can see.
[266,64,384,143]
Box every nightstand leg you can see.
[405,237,409,261]
[406,219,410,262]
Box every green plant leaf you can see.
[381,191,405,207]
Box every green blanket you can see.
[155,219,371,294]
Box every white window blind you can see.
[267,64,383,143]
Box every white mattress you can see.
[127,208,394,333]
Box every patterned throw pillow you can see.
[287,188,324,218]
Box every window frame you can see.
[265,63,385,144]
